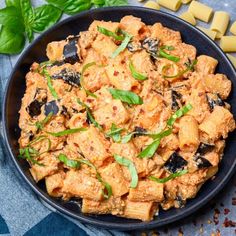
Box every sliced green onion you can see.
[114,154,138,188]
[149,169,188,183]
[80,62,97,98]
[159,47,180,62]
[129,60,147,81]
[97,26,124,41]
[77,99,103,131]
[35,112,53,130]
[47,127,87,137]
[111,31,132,58]
[167,104,192,127]
[58,154,80,168]
[108,88,143,105]
[43,68,58,99]
[106,123,124,142]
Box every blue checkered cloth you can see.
[0,1,236,235]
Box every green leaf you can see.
[108,88,143,105]
[47,127,87,137]
[129,60,147,81]
[106,123,123,142]
[167,104,193,127]
[159,47,180,62]
[46,0,92,15]
[121,133,133,143]
[42,68,58,99]
[20,0,35,42]
[111,30,132,58]
[58,154,81,168]
[138,139,160,159]
[35,112,53,130]
[97,26,124,41]
[32,4,62,33]
[114,154,138,188]
[149,169,188,183]
[0,6,24,33]
[5,0,21,10]
[104,0,128,6]
[0,25,25,54]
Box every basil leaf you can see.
[80,62,97,98]
[149,128,172,140]
[129,60,147,81]
[106,123,123,142]
[121,133,133,143]
[167,104,192,127]
[149,169,188,183]
[78,158,112,199]
[58,154,81,168]
[42,68,58,99]
[0,6,24,33]
[35,112,53,130]
[103,0,128,6]
[159,48,180,62]
[77,99,103,130]
[47,127,87,137]
[97,26,124,41]
[138,139,160,159]
[32,4,62,32]
[0,25,25,54]
[5,0,21,10]
[114,154,138,188]
[108,88,143,105]
[20,0,34,42]
[46,0,92,15]
[111,31,132,58]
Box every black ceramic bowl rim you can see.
[2,6,236,231]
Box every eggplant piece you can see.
[141,38,159,57]
[26,100,45,118]
[127,41,142,52]
[206,93,225,111]
[196,143,215,156]
[63,36,80,64]
[175,195,185,208]
[52,69,81,87]
[194,155,212,168]
[44,100,59,116]
[133,126,147,137]
[164,152,188,173]
[171,90,182,110]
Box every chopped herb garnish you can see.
[149,169,188,183]
[47,127,87,137]
[114,154,138,188]
[58,153,80,168]
[129,60,147,81]
[106,123,124,142]
[39,60,54,68]
[35,112,53,130]
[80,62,97,98]
[97,26,124,41]
[111,30,132,58]
[108,88,143,105]
[167,104,192,127]
[77,99,103,131]
[42,68,58,99]
[159,46,180,62]
[121,132,134,143]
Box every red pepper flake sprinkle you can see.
[223,217,236,227]
[112,106,117,111]
[224,208,230,215]
[113,71,119,76]
[213,208,220,225]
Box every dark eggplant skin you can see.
[164,152,188,173]
[175,195,185,208]
[26,100,45,118]
[63,36,80,64]
[196,143,215,156]
[44,100,59,116]
[206,93,225,111]
[171,90,182,110]
[194,155,212,168]
[133,126,147,137]
[141,37,159,57]
[127,41,142,52]
[52,69,81,87]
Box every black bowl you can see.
[2,6,236,231]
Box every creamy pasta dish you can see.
[18,16,235,221]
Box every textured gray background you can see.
[0,0,236,235]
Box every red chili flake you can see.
[223,217,236,227]
[213,208,220,225]
[87,99,93,103]
[224,208,230,215]
[113,71,119,76]
[112,106,117,111]
[89,146,94,151]
[232,197,236,206]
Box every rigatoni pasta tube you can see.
[180,11,196,25]
[220,36,236,52]
[182,0,192,4]
[227,54,236,68]
[189,1,213,22]
[210,11,230,39]
[158,0,182,11]
[178,115,199,152]
[46,40,66,61]
[144,1,160,10]
[197,26,217,40]
[230,21,236,35]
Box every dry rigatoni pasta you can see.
[210,11,230,39]
[227,54,236,68]
[179,11,196,25]
[220,36,236,52]
[144,1,160,10]
[197,26,217,40]
[158,0,182,11]
[230,21,236,35]
[189,1,213,22]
